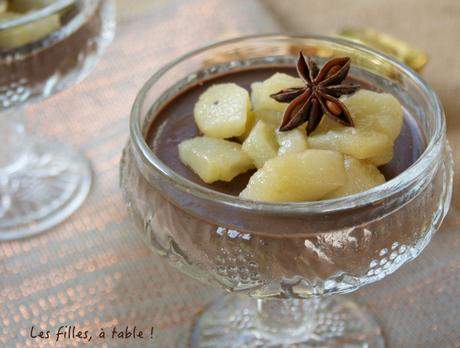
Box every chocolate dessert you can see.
[121,52,448,298]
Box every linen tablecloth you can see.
[1,1,459,347]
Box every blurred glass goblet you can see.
[0,0,115,239]
[121,35,453,347]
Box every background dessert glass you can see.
[0,0,115,240]
[121,34,453,347]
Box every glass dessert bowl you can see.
[0,0,115,239]
[120,34,453,347]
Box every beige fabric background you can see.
[0,0,459,347]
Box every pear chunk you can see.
[253,109,283,126]
[324,156,385,199]
[237,111,256,142]
[310,115,342,135]
[368,148,394,166]
[242,120,278,168]
[194,83,250,139]
[309,90,403,164]
[251,73,303,113]
[178,136,254,183]
[308,128,393,160]
[0,12,60,48]
[276,128,309,156]
[250,82,282,126]
[312,90,403,139]
[250,82,263,109]
[345,89,403,142]
[240,149,346,202]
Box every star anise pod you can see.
[270,53,360,135]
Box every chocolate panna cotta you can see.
[120,40,451,345]
[147,54,426,202]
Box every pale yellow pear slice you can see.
[178,136,254,183]
[251,73,303,113]
[345,89,403,142]
[368,147,394,166]
[242,120,278,168]
[251,82,283,125]
[250,82,263,110]
[0,12,60,48]
[194,83,250,139]
[308,128,393,160]
[311,90,403,140]
[310,115,342,135]
[324,156,385,199]
[308,90,403,165]
[240,149,346,202]
[276,127,309,156]
[236,111,256,142]
[253,109,283,126]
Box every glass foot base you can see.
[190,295,384,348]
[0,138,91,240]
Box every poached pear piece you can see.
[236,110,255,142]
[250,82,283,126]
[250,73,304,126]
[324,156,385,199]
[194,83,250,139]
[308,127,393,161]
[344,89,403,142]
[242,120,278,169]
[240,149,346,202]
[276,127,309,156]
[0,11,60,48]
[178,136,254,184]
[308,90,403,164]
[251,73,304,113]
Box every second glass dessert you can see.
[0,0,115,239]
[121,34,453,347]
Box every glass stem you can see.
[256,298,317,342]
[0,107,29,173]
[0,107,29,217]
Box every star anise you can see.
[270,53,360,135]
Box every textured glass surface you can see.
[121,140,452,298]
[121,35,453,346]
[0,0,115,239]
[0,0,115,108]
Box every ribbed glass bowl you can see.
[121,34,453,347]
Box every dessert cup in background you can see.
[0,0,115,240]
[120,35,453,347]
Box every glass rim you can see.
[129,33,445,214]
[0,0,76,30]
